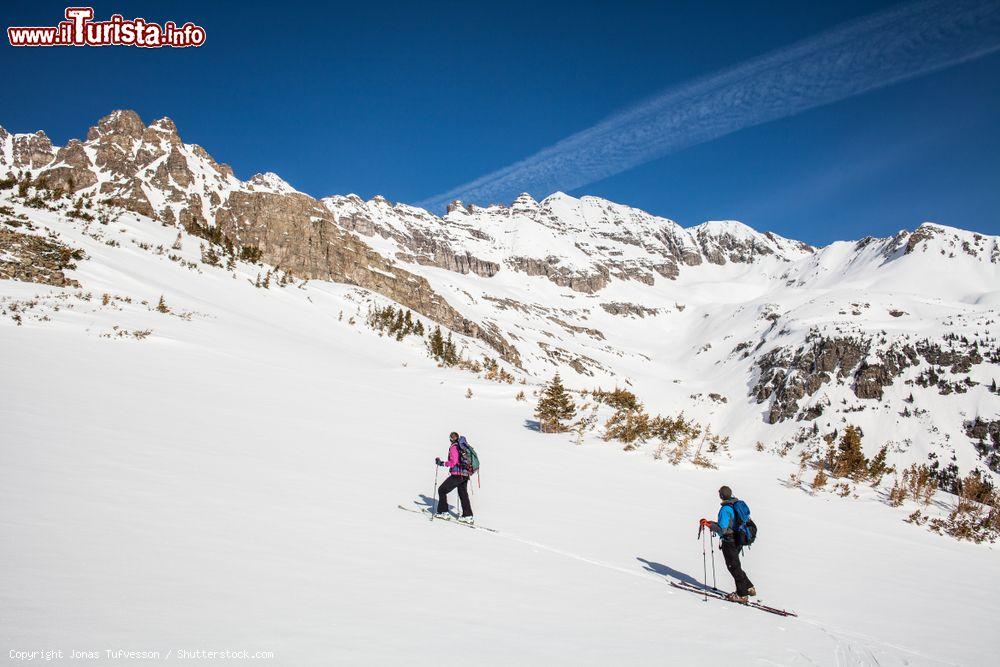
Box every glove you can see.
[699,518,710,528]
[435,457,443,466]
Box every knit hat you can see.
[719,485,733,500]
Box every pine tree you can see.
[155,295,170,314]
[443,332,458,365]
[812,465,829,490]
[393,310,405,339]
[867,444,892,486]
[535,373,577,433]
[428,326,445,360]
[832,425,868,479]
[200,244,221,267]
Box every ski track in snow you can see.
[434,511,953,667]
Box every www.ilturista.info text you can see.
[7,7,206,48]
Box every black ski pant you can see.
[721,540,754,596]
[437,474,472,516]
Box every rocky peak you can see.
[510,192,539,213]
[149,117,179,136]
[902,222,998,263]
[247,172,298,194]
[10,131,55,170]
[693,220,813,265]
[86,109,145,142]
[142,117,184,150]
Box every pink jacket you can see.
[444,441,470,477]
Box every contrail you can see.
[417,0,1000,212]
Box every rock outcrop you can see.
[0,226,84,287]
[754,332,994,423]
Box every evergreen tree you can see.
[201,244,221,267]
[535,373,577,433]
[443,332,458,365]
[866,444,892,486]
[429,326,445,360]
[392,309,405,340]
[832,425,868,479]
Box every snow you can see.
[367,264,397,279]
[2,197,1000,665]
[247,171,300,195]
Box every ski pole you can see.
[430,465,439,522]
[701,527,708,602]
[710,532,718,591]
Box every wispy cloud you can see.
[417,0,1000,212]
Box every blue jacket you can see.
[714,501,737,539]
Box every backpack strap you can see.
[722,500,740,543]
[731,500,750,551]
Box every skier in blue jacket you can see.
[703,485,756,602]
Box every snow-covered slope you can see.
[3,109,998,481]
[322,191,1000,480]
[3,192,999,666]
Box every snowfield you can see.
[2,202,999,665]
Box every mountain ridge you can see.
[2,110,999,483]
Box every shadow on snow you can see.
[636,557,706,589]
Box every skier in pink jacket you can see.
[435,431,473,522]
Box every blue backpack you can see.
[730,500,757,547]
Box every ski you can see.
[397,505,497,533]
[668,580,797,617]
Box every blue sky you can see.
[2,0,998,245]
